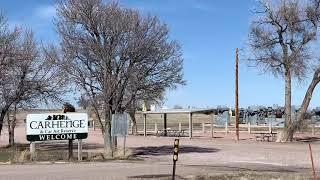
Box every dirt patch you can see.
[191,172,311,180]
[128,171,311,180]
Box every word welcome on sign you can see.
[26,113,88,141]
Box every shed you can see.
[141,108,216,138]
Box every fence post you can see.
[189,113,193,139]
[225,121,228,135]
[93,121,95,131]
[312,124,315,136]
[269,122,272,133]
[211,115,214,138]
[154,122,158,134]
[248,122,251,134]
[143,114,147,137]
[202,123,205,134]
[179,122,182,132]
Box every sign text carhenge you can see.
[26,113,88,141]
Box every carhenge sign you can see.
[26,113,88,141]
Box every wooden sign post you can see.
[235,48,239,141]
[30,142,35,161]
[78,139,83,161]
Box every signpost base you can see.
[68,139,73,161]
[172,160,176,180]
[30,142,35,161]
[78,139,82,161]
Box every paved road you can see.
[0,161,314,180]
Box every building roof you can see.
[140,108,216,115]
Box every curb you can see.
[0,161,71,165]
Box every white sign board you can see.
[26,113,88,141]
[111,114,128,136]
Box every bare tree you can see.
[124,52,184,135]
[77,95,90,110]
[126,88,165,135]
[5,103,16,146]
[0,13,67,141]
[56,0,184,150]
[248,0,320,141]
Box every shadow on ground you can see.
[294,136,320,142]
[132,145,219,156]
[128,174,185,179]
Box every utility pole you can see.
[235,48,239,141]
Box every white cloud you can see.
[34,5,56,19]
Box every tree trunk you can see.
[129,108,138,136]
[103,64,113,153]
[283,68,294,141]
[112,136,117,151]
[92,102,105,135]
[8,121,14,146]
[296,68,320,126]
[0,109,7,136]
[131,116,138,136]
[7,112,11,145]
[8,104,16,146]
[104,105,113,153]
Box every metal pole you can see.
[235,48,239,141]
[164,113,167,136]
[172,160,176,180]
[309,143,317,180]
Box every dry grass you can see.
[0,143,70,163]
[11,149,30,163]
[0,143,28,163]
[0,142,134,163]
[88,149,133,161]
